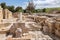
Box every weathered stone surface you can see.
[8,23,29,37]
[55,22,60,30]
[55,29,60,37]
[56,17,60,22]
[0,6,3,22]
[55,22,60,37]
[4,9,12,19]
[43,26,49,34]
[45,18,56,34]
[35,16,47,23]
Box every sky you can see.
[0,0,60,9]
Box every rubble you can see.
[0,12,60,40]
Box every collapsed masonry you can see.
[24,14,60,37]
[33,15,60,37]
[0,6,12,22]
[6,14,60,40]
[7,23,29,38]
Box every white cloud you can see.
[33,0,55,4]
[33,0,60,9]
[21,0,60,9]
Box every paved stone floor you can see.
[0,34,6,40]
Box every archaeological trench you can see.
[0,11,60,40]
[4,13,60,40]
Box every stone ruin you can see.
[6,23,29,38]
[0,6,13,22]
[5,13,60,40]
[21,13,60,37]
[33,14,60,37]
[0,6,3,22]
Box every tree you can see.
[26,0,35,13]
[7,6,15,12]
[43,8,46,12]
[0,2,6,9]
[15,7,22,12]
[0,2,23,13]
[35,9,43,13]
[23,10,26,13]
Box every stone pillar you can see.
[19,12,22,22]
[0,6,3,22]
[4,9,8,19]
[7,11,12,19]
[0,31,7,40]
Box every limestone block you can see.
[7,11,12,19]
[43,26,49,34]
[15,29,22,37]
[56,17,60,21]
[44,35,53,40]
[0,6,3,22]
[55,29,60,37]
[55,22,60,30]
[9,23,29,37]
[35,16,47,23]
[4,9,12,19]
[6,35,12,40]
[4,9,8,19]
[45,18,56,34]
[38,16,47,22]
[48,22,55,33]
[31,38,35,40]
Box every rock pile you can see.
[6,23,29,37]
[34,15,60,37]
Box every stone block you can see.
[9,23,29,37]
[55,29,60,37]
[7,11,12,19]
[45,18,56,34]
[0,6,3,22]
[55,22,60,30]
[43,26,49,34]
[56,17,60,22]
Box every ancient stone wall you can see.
[7,23,29,37]
[33,15,60,37]
[0,6,3,22]
[4,9,12,19]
